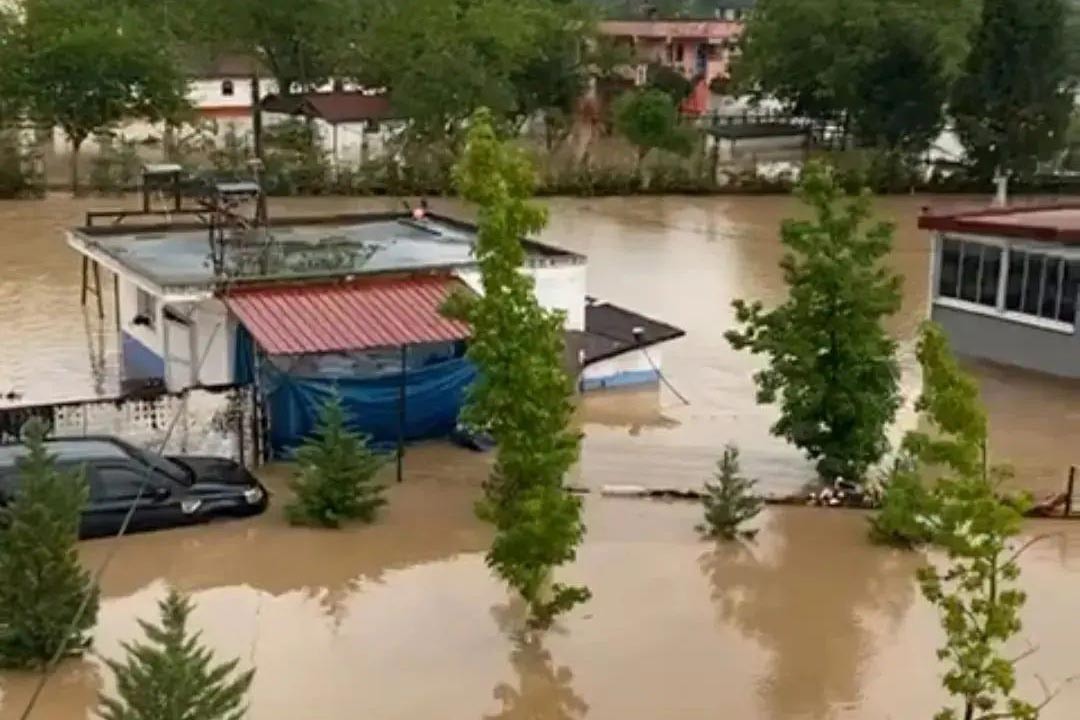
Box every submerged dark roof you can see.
[261,92,397,124]
[567,302,686,367]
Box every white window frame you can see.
[932,232,1078,336]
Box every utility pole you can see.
[250,74,267,224]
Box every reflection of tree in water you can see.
[700,510,919,720]
[485,604,589,720]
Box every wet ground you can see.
[2,194,1080,718]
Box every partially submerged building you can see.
[919,202,1080,377]
[66,173,684,456]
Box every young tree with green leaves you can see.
[726,162,902,486]
[286,396,386,528]
[699,445,762,541]
[444,108,588,630]
[612,89,693,173]
[951,0,1077,182]
[869,323,984,547]
[0,418,98,669]
[99,589,254,720]
[898,326,1053,720]
[918,476,1047,720]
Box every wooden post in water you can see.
[1066,466,1076,517]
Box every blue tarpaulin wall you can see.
[233,325,476,458]
[261,357,477,459]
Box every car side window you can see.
[91,465,167,502]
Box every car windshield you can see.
[127,445,192,486]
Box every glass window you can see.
[979,246,1002,306]
[221,80,234,97]
[1022,253,1045,316]
[938,238,1000,308]
[92,467,151,501]
[1061,261,1080,325]
[1003,250,1078,325]
[1005,249,1026,311]
[958,244,981,302]
[938,238,961,298]
[1041,257,1063,319]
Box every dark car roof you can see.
[0,438,132,468]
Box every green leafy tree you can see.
[868,456,934,548]
[191,0,367,93]
[444,108,588,630]
[286,396,386,528]
[18,0,190,192]
[510,1,595,149]
[0,418,98,669]
[951,0,1077,181]
[918,476,1045,720]
[646,63,693,104]
[99,590,254,720]
[698,445,763,541]
[871,323,980,547]
[725,162,902,485]
[612,88,693,172]
[850,9,950,153]
[735,0,975,150]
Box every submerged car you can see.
[0,436,269,538]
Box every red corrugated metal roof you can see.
[225,276,471,355]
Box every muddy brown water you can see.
[2,195,1080,719]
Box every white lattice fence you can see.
[0,386,257,465]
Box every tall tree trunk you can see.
[69,135,84,196]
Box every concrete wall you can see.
[457,262,586,331]
[581,347,661,391]
[116,277,233,387]
[931,303,1080,378]
[118,276,165,381]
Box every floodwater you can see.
[2,194,1080,718]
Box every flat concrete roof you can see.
[919,202,1080,244]
[68,212,583,293]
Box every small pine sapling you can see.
[699,445,763,540]
[98,589,254,720]
[0,417,98,669]
[286,395,386,528]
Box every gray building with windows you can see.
[919,203,1080,378]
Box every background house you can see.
[261,91,404,166]
[598,18,745,114]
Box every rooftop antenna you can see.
[198,170,265,280]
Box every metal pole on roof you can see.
[397,344,408,483]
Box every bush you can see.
[0,418,98,668]
[286,396,386,528]
[699,445,763,540]
[0,129,42,199]
[262,119,332,196]
[868,458,935,548]
[89,135,141,194]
